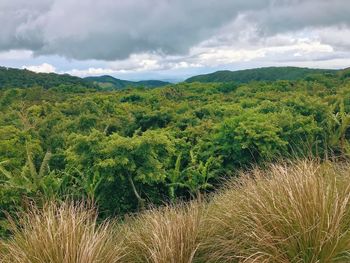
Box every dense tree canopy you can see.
[1,69,350,236]
[185,66,337,83]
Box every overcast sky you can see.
[1,0,350,80]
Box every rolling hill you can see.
[0,67,170,90]
[0,67,93,89]
[1,66,343,91]
[185,66,338,83]
[84,75,170,89]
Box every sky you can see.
[1,0,350,81]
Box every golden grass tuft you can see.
[0,201,126,263]
[124,202,204,263]
[203,161,350,262]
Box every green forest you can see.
[2,67,350,262]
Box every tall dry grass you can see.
[0,201,126,263]
[2,161,350,263]
[124,202,204,263]
[203,161,350,262]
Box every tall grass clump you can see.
[2,160,350,263]
[203,161,350,262]
[124,202,204,263]
[0,201,126,263]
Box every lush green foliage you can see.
[1,68,350,236]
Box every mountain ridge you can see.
[0,67,170,90]
[0,66,93,89]
[84,75,170,89]
[185,66,339,83]
[0,66,346,90]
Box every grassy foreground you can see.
[2,160,350,262]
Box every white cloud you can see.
[64,34,342,78]
[0,50,33,60]
[66,67,115,77]
[168,35,335,68]
[23,63,56,73]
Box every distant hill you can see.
[84,75,170,89]
[185,67,338,83]
[0,67,92,89]
[339,67,350,79]
[0,67,170,90]
[1,66,343,91]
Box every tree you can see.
[98,130,174,209]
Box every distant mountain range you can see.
[84,75,170,89]
[0,67,170,90]
[0,66,347,90]
[185,67,338,83]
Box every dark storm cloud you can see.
[0,0,349,60]
[251,0,350,35]
[0,0,53,50]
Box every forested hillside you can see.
[0,67,170,91]
[0,67,93,89]
[85,75,170,89]
[186,66,337,83]
[1,68,350,236]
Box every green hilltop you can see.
[186,66,338,83]
[0,66,92,89]
[84,75,170,89]
[1,66,342,91]
[0,67,170,90]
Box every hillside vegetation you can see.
[0,67,170,91]
[0,67,93,89]
[186,66,337,83]
[1,66,350,261]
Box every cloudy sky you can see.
[1,0,350,81]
